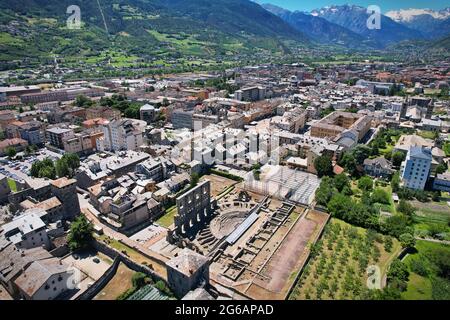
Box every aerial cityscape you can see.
[0,0,449,306]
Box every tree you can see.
[352,145,371,163]
[391,151,406,167]
[5,147,16,158]
[384,236,393,252]
[314,155,333,177]
[131,272,147,288]
[38,165,56,179]
[383,215,411,238]
[358,176,373,192]
[75,94,93,108]
[371,188,390,205]
[68,215,94,251]
[391,172,400,192]
[190,173,199,187]
[397,199,415,216]
[399,233,416,249]
[387,259,409,288]
[334,173,350,192]
[55,159,70,178]
[315,177,335,206]
[435,163,447,175]
[339,152,357,176]
[61,153,80,177]
[327,193,354,220]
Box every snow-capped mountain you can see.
[385,8,450,39]
[386,8,450,23]
[310,5,422,47]
[263,3,369,48]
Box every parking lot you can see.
[0,148,63,183]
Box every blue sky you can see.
[260,0,450,13]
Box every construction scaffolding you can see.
[244,165,320,205]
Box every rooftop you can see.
[166,248,209,276]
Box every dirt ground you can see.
[93,263,135,300]
[0,284,12,300]
[200,174,237,197]
[246,210,329,300]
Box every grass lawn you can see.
[378,185,397,214]
[401,273,432,300]
[401,240,450,300]
[95,235,167,278]
[216,185,235,200]
[417,130,437,140]
[7,178,17,192]
[156,206,177,228]
[93,263,135,300]
[410,200,450,239]
[289,218,401,300]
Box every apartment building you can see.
[100,118,146,152]
[1,213,50,250]
[45,127,75,149]
[400,146,432,190]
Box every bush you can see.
[384,236,393,252]
[410,258,429,277]
[397,200,415,216]
[399,233,416,249]
[387,259,409,292]
[132,272,148,288]
[358,176,373,192]
[371,188,390,205]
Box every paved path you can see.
[415,237,450,245]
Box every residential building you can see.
[86,106,121,120]
[363,157,394,179]
[100,118,146,152]
[0,110,16,131]
[14,258,71,300]
[400,146,432,190]
[172,110,194,129]
[63,131,103,155]
[433,172,450,192]
[394,134,435,154]
[234,86,266,102]
[140,104,160,124]
[0,138,28,156]
[1,213,50,250]
[0,244,52,297]
[6,121,45,146]
[45,127,74,150]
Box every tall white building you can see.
[400,146,432,190]
[100,118,146,152]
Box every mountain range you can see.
[0,0,306,62]
[0,0,449,64]
[264,4,450,49]
[386,8,450,39]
